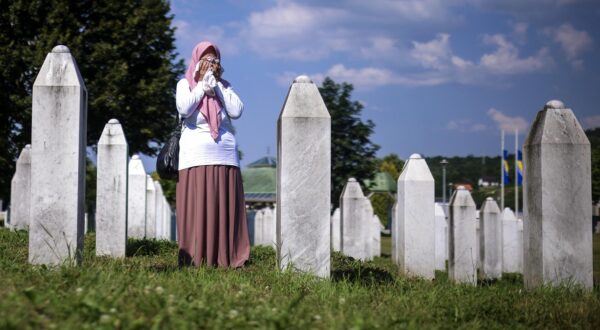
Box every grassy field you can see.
[1,229,599,329]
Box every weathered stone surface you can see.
[391,201,398,264]
[363,197,375,259]
[162,197,171,241]
[10,145,32,230]
[341,178,369,260]
[154,181,165,239]
[372,215,382,258]
[127,155,147,239]
[523,100,593,288]
[276,75,330,278]
[448,186,477,284]
[434,202,447,271]
[95,119,128,257]
[480,198,503,279]
[395,153,435,279]
[502,208,521,273]
[145,175,156,238]
[263,207,275,247]
[331,208,341,251]
[475,211,480,271]
[29,45,87,265]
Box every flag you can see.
[517,150,523,186]
[503,149,511,184]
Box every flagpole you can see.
[515,129,518,217]
[501,129,505,210]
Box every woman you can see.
[175,41,250,268]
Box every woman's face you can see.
[195,49,221,81]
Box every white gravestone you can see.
[363,197,375,260]
[475,211,480,271]
[372,215,381,258]
[253,208,265,245]
[396,153,435,279]
[29,45,87,265]
[502,208,520,273]
[145,175,156,239]
[331,208,341,252]
[391,201,398,264]
[154,181,165,239]
[340,178,369,260]
[127,155,147,239]
[10,145,32,230]
[162,197,171,240]
[480,198,503,279]
[96,119,128,257]
[516,218,524,273]
[434,203,447,271]
[276,75,331,278]
[523,100,593,288]
[448,186,477,284]
[263,207,276,247]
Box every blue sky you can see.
[142,0,600,171]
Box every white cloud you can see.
[546,23,592,68]
[359,37,402,60]
[511,22,528,44]
[173,20,239,58]
[583,115,600,129]
[479,34,552,74]
[410,33,453,70]
[447,119,487,132]
[487,108,529,132]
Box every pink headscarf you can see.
[185,41,223,140]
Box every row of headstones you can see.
[248,207,276,247]
[9,45,175,265]
[434,204,524,276]
[332,185,383,260]
[8,122,174,256]
[16,46,593,290]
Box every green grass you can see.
[1,229,599,329]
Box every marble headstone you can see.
[448,186,477,285]
[29,45,87,265]
[331,208,341,251]
[96,119,128,257]
[480,198,503,279]
[523,100,593,288]
[395,153,435,279]
[127,155,147,239]
[145,175,156,239]
[276,75,331,278]
[391,201,398,264]
[340,178,369,260]
[154,181,165,239]
[434,203,447,271]
[10,145,32,230]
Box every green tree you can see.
[586,128,600,203]
[375,153,404,181]
[319,77,380,210]
[0,0,184,204]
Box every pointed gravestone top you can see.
[52,45,70,53]
[146,175,155,191]
[481,198,500,214]
[17,145,32,164]
[293,75,312,83]
[280,75,329,118]
[544,99,565,109]
[502,207,517,221]
[129,155,146,175]
[341,178,364,199]
[525,100,589,146]
[434,203,445,217]
[450,186,476,207]
[399,153,434,182]
[108,118,120,124]
[34,45,85,88]
[98,119,127,146]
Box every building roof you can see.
[363,172,397,193]
[242,157,276,202]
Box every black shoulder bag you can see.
[156,118,181,180]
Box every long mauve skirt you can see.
[176,165,250,268]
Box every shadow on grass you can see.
[331,252,395,285]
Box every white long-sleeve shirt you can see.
[176,78,244,169]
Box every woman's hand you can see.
[194,60,212,82]
[203,70,217,96]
